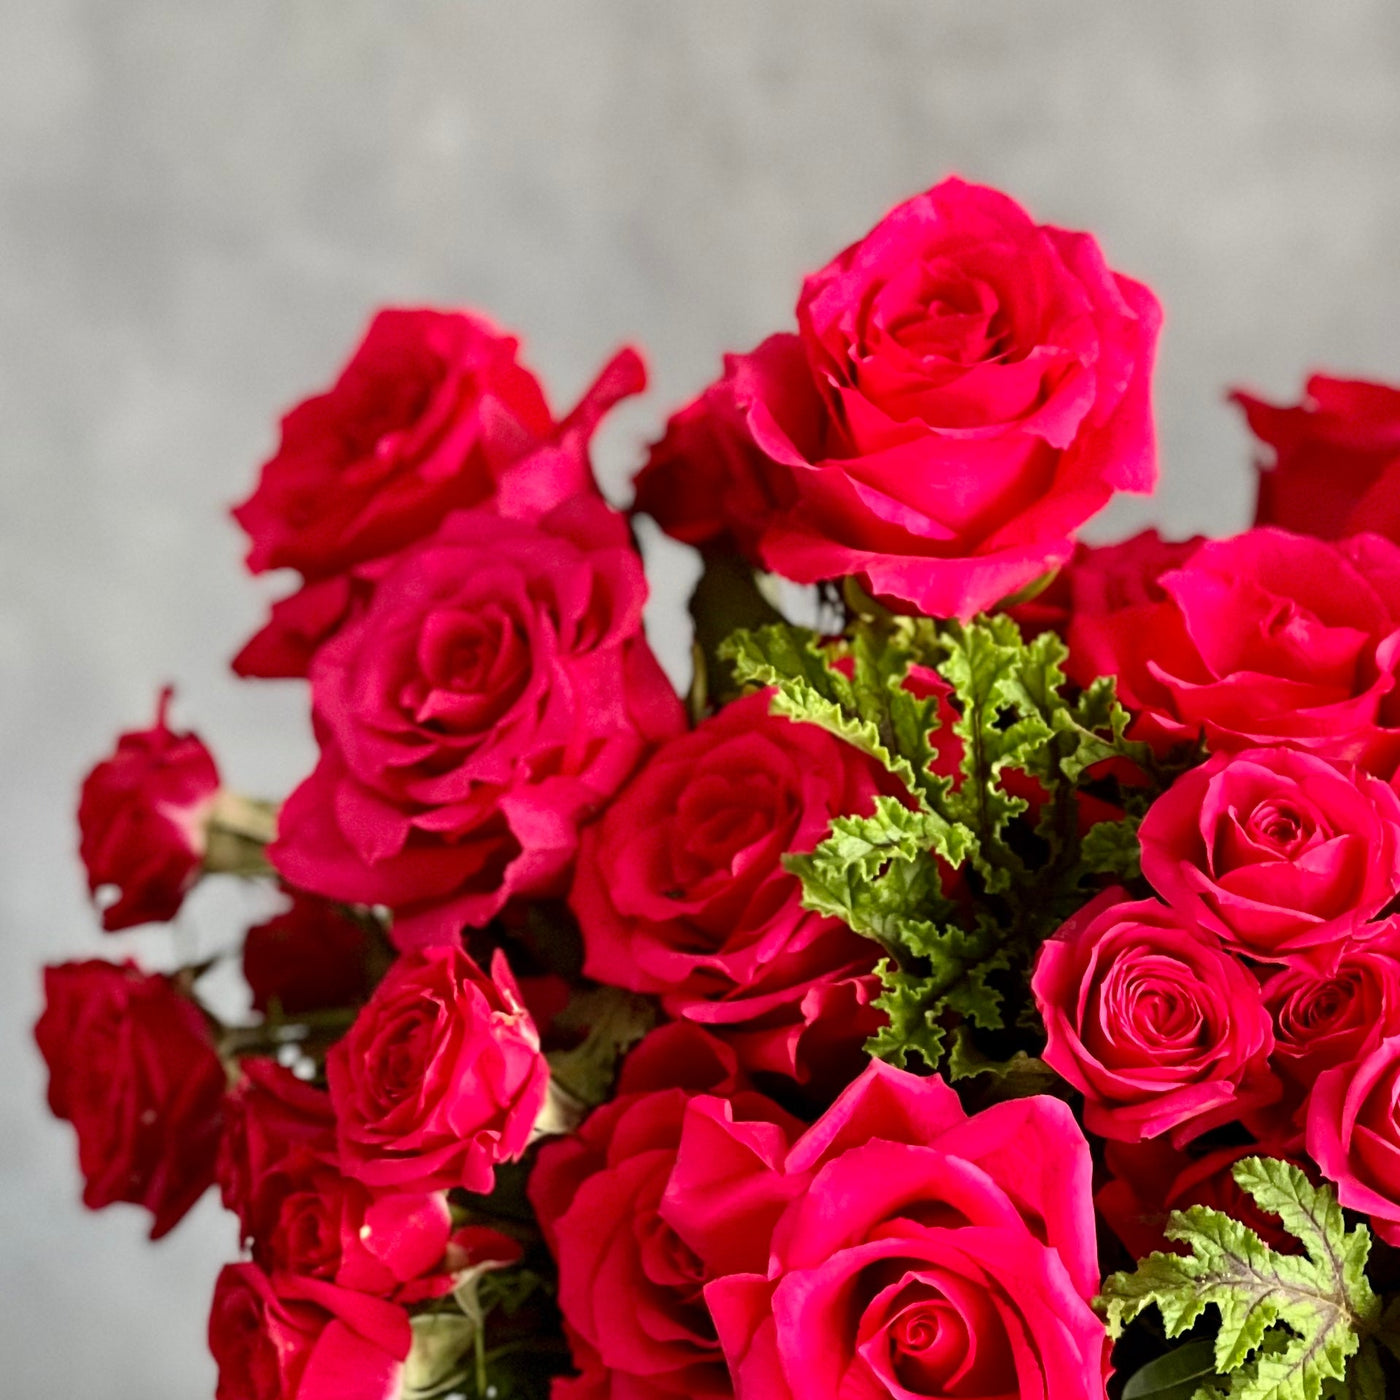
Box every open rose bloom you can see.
[40,175,1400,1398]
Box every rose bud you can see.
[242,891,374,1017]
[1308,1034,1400,1246]
[209,1264,409,1400]
[677,175,1160,621]
[1065,527,1400,771]
[699,1061,1109,1400]
[327,946,549,1194]
[231,305,646,677]
[1234,373,1400,543]
[1139,746,1400,961]
[1031,890,1279,1144]
[35,960,226,1238]
[77,688,220,930]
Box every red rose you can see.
[680,177,1159,620]
[232,306,646,677]
[1308,1034,1400,1245]
[1067,528,1400,770]
[530,1025,803,1399]
[1097,1139,1304,1260]
[270,496,684,943]
[77,688,220,930]
[1235,374,1400,541]
[219,1059,337,1241]
[697,1061,1108,1400]
[1263,940,1400,1098]
[327,946,548,1194]
[632,360,793,558]
[1138,747,1400,961]
[1032,891,1278,1144]
[243,892,374,1017]
[35,960,226,1238]
[572,691,888,1087]
[209,1264,410,1400]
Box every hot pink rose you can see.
[1138,747,1400,961]
[686,176,1159,620]
[1308,1034,1400,1245]
[232,306,646,677]
[698,1060,1109,1400]
[1032,891,1278,1144]
[242,892,374,1017]
[209,1264,410,1400]
[1263,939,1400,1099]
[77,688,220,931]
[530,1023,803,1399]
[572,691,888,1087]
[35,959,227,1238]
[1235,374,1400,541]
[327,946,548,1194]
[270,496,684,943]
[1067,528,1400,770]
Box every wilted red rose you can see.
[1032,890,1278,1144]
[1138,747,1400,961]
[77,688,220,931]
[530,1023,802,1399]
[35,959,226,1238]
[270,496,684,944]
[242,892,374,1017]
[209,1264,410,1400]
[1067,528,1400,771]
[327,946,548,1194]
[232,306,646,677]
[1236,374,1400,541]
[667,177,1159,620]
[698,1060,1109,1400]
[573,691,888,1087]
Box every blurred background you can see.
[4,3,1400,1393]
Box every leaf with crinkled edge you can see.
[721,621,947,804]
[1079,816,1143,881]
[1100,1158,1384,1400]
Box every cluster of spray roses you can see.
[36,171,1400,1399]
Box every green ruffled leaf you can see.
[1100,1158,1386,1400]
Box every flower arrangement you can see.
[37,174,1400,1399]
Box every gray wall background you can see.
[5,3,1400,1394]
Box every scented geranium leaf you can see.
[1079,816,1143,881]
[1101,1158,1383,1400]
[544,985,656,1108]
[866,956,949,1070]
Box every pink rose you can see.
[1067,528,1400,770]
[1263,939,1400,1098]
[1235,374,1400,541]
[1308,1034,1400,1245]
[35,959,226,1238]
[270,496,684,943]
[242,891,374,1017]
[327,946,548,1194]
[686,176,1159,619]
[219,1059,337,1242]
[1032,890,1278,1143]
[572,691,888,1087]
[209,1264,409,1400]
[77,688,220,930]
[698,1061,1109,1400]
[232,306,646,677]
[1138,747,1400,961]
[530,1024,803,1399]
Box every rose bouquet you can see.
[37,174,1400,1400]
